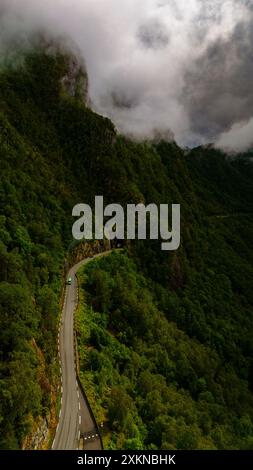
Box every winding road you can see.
[52,253,108,450]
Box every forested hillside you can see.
[0,47,253,449]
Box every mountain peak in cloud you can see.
[1,0,253,151]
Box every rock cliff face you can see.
[67,240,111,270]
[40,36,89,104]
[61,55,89,103]
[22,418,49,450]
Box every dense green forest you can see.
[0,46,253,449]
[77,248,253,450]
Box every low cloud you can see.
[137,19,170,50]
[1,0,253,151]
[216,119,253,153]
[182,18,253,143]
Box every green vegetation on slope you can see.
[76,249,253,450]
[0,46,253,449]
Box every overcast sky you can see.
[1,0,253,151]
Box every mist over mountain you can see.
[0,48,253,449]
[1,0,253,151]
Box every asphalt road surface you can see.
[52,254,108,450]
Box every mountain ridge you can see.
[0,48,253,449]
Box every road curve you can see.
[52,253,108,450]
